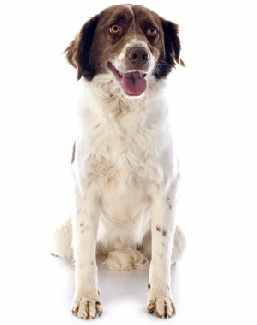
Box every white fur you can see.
[53,42,185,319]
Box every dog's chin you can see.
[107,61,148,98]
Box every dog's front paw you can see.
[147,295,175,319]
[72,296,103,319]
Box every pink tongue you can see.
[120,71,146,96]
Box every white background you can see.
[0,0,256,324]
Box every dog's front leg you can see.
[147,188,176,318]
[71,187,102,319]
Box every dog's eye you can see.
[109,24,121,34]
[146,26,158,38]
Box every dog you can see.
[53,4,185,320]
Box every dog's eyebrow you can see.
[101,8,132,25]
[141,19,159,30]
[111,14,127,23]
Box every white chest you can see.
[87,114,162,182]
[82,114,162,225]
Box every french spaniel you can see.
[53,4,185,320]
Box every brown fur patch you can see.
[65,5,181,80]
[162,229,167,236]
[156,224,161,232]
[167,198,172,210]
[89,5,165,75]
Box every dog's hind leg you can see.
[51,219,73,262]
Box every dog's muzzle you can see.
[107,42,152,97]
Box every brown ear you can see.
[65,15,100,80]
[154,19,184,79]
[162,20,185,66]
[65,37,80,68]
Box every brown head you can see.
[65,5,183,97]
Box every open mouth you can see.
[107,61,147,97]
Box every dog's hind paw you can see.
[72,296,103,319]
[104,248,149,271]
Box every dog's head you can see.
[66,5,183,98]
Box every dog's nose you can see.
[126,46,149,69]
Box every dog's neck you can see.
[78,75,167,123]
[76,76,170,170]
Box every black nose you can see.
[126,46,149,68]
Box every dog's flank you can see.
[53,4,185,320]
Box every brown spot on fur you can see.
[95,301,103,316]
[167,198,172,210]
[136,244,143,250]
[156,224,161,232]
[162,229,167,236]
[86,301,90,318]
[72,305,79,315]
[147,300,156,313]
[164,300,168,318]
[148,283,151,289]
